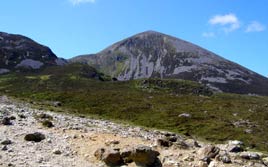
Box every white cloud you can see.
[69,0,96,5]
[245,21,266,32]
[202,32,215,38]
[209,13,240,33]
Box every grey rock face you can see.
[71,31,268,95]
[0,31,65,72]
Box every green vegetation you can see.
[1,64,268,151]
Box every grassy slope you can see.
[1,64,268,151]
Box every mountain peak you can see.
[70,31,268,95]
[138,30,163,35]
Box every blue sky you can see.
[0,0,267,76]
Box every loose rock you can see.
[94,148,123,166]
[24,132,46,142]
[129,145,160,167]
[1,139,12,145]
[2,117,12,125]
[198,145,220,159]
[240,152,260,160]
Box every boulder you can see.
[129,145,160,167]
[102,149,123,166]
[24,132,46,142]
[94,148,124,166]
[198,145,220,159]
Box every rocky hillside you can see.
[70,31,268,95]
[1,96,268,167]
[0,32,66,74]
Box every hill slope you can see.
[0,32,66,74]
[70,31,268,95]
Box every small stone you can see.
[8,163,15,167]
[179,113,191,118]
[228,140,244,145]
[1,139,12,145]
[47,138,52,143]
[228,145,244,153]
[42,120,54,128]
[9,116,16,120]
[53,149,62,155]
[18,114,26,119]
[1,145,8,151]
[156,138,172,147]
[53,101,62,107]
[105,140,120,146]
[94,148,106,160]
[2,117,12,125]
[36,113,53,120]
[220,153,231,163]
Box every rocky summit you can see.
[0,32,66,74]
[70,31,268,95]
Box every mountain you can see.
[70,30,268,95]
[0,32,66,74]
